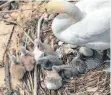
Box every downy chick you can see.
[10,55,26,80]
[52,51,87,79]
[44,70,62,90]
[70,51,87,74]
[52,65,79,79]
[34,39,54,55]
[38,52,63,70]
[20,46,35,72]
[85,50,103,70]
[33,39,44,63]
[33,13,57,63]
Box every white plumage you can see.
[47,0,110,50]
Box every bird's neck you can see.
[52,3,82,35]
[64,2,82,23]
[52,2,83,43]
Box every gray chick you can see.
[52,65,79,79]
[38,53,63,70]
[52,51,87,79]
[44,70,62,90]
[70,51,87,74]
[85,50,103,70]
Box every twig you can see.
[2,24,16,65]
[0,8,36,13]
[40,86,47,95]
[40,82,47,95]
[33,64,37,95]
[4,53,12,93]
[33,65,41,95]
[37,65,41,95]
[8,17,35,44]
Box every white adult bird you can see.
[45,0,110,50]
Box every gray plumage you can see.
[45,71,62,90]
[38,53,63,70]
[85,51,103,70]
[52,65,79,79]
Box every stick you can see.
[2,24,16,65]
[33,64,38,95]
[37,65,41,95]
[4,53,12,93]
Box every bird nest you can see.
[0,1,110,95]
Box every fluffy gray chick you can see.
[37,53,63,70]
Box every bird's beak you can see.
[45,1,64,14]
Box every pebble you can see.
[79,47,93,57]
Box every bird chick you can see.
[70,51,87,74]
[52,65,79,79]
[33,13,56,62]
[33,39,44,62]
[34,39,54,54]
[20,46,35,72]
[85,50,103,70]
[38,53,63,70]
[10,55,26,80]
[52,52,87,79]
[44,70,62,90]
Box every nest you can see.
[0,1,110,95]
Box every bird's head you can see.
[45,1,65,14]
[45,1,82,22]
[38,57,53,70]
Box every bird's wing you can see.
[76,0,109,12]
[63,8,110,44]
